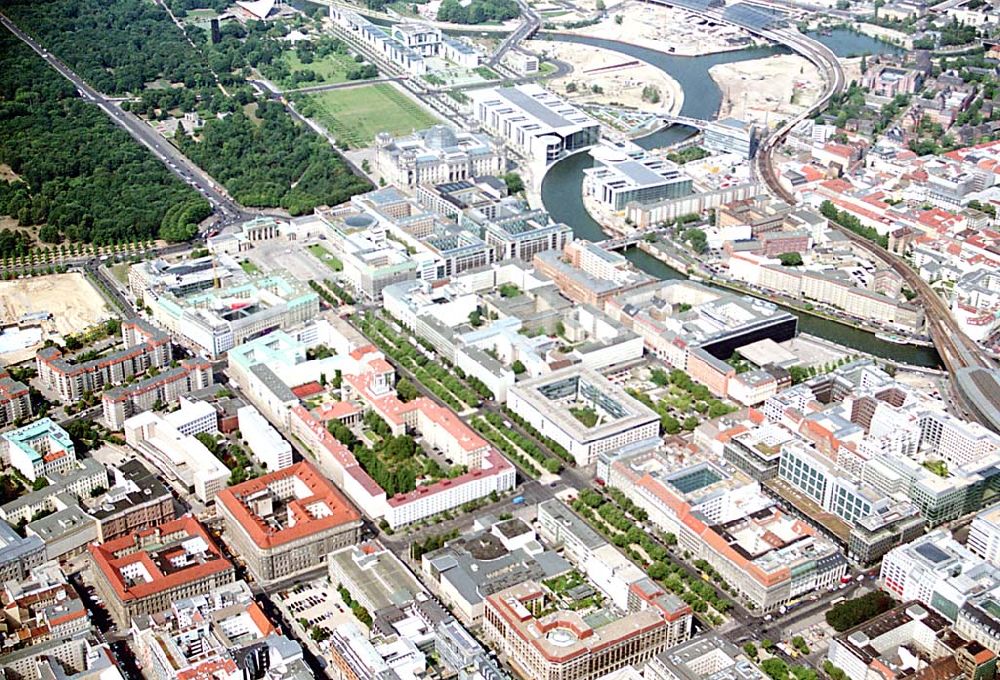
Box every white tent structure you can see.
[236,0,277,20]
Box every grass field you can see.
[279,51,364,88]
[109,263,129,285]
[304,84,440,149]
[474,66,501,81]
[307,244,343,272]
[240,260,260,274]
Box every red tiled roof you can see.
[312,401,361,422]
[291,382,324,398]
[88,516,232,603]
[800,165,826,182]
[216,461,361,549]
[48,607,87,628]
[176,658,239,680]
[368,358,394,374]
[819,178,853,193]
[247,601,276,636]
[349,345,379,360]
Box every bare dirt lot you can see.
[533,39,683,113]
[0,273,113,359]
[0,164,21,183]
[709,54,823,127]
[563,1,759,56]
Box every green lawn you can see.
[240,259,260,274]
[109,263,129,285]
[570,406,599,428]
[544,571,585,595]
[304,84,440,149]
[923,460,949,477]
[279,50,363,88]
[307,243,343,272]
[474,66,501,81]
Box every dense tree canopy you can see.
[0,31,206,244]
[176,100,371,215]
[4,0,370,221]
[2,0,216,95]
[826,591,895,632]
[167,0,230,17]
[437,0,519,24]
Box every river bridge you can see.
[655,114,714,130]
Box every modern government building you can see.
[507,366,661,466]
[468,84,601,165]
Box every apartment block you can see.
[36,318,172,402]
[102,357,213,430]
[0,370,32,427]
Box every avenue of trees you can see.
[2,0,216,95]
[0,31,206,245]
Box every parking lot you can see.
[273,578,357,638]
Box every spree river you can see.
[537,31,940,367]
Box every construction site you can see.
[0,273,115,362]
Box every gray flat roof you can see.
[329,543,426,611]
[539,499,605,550]
[616,160,671,187]
[249,363,297,403]
[425,530,571,605]
[497,87,572,129]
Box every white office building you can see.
[237,405,293,472]
[917,410,1000,468]
[537,499,646,610]
[969,505,1000,568]
[703,118,759,159]
[124,411,230,503]
[880,529,999,620]
[164,397,219,437]
[468,84,600,165]
[507,366,660,466]
[584,146,692,211]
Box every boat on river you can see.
[875,332,934,347]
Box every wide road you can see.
[0,11,249,228]
[487,0,541,67]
